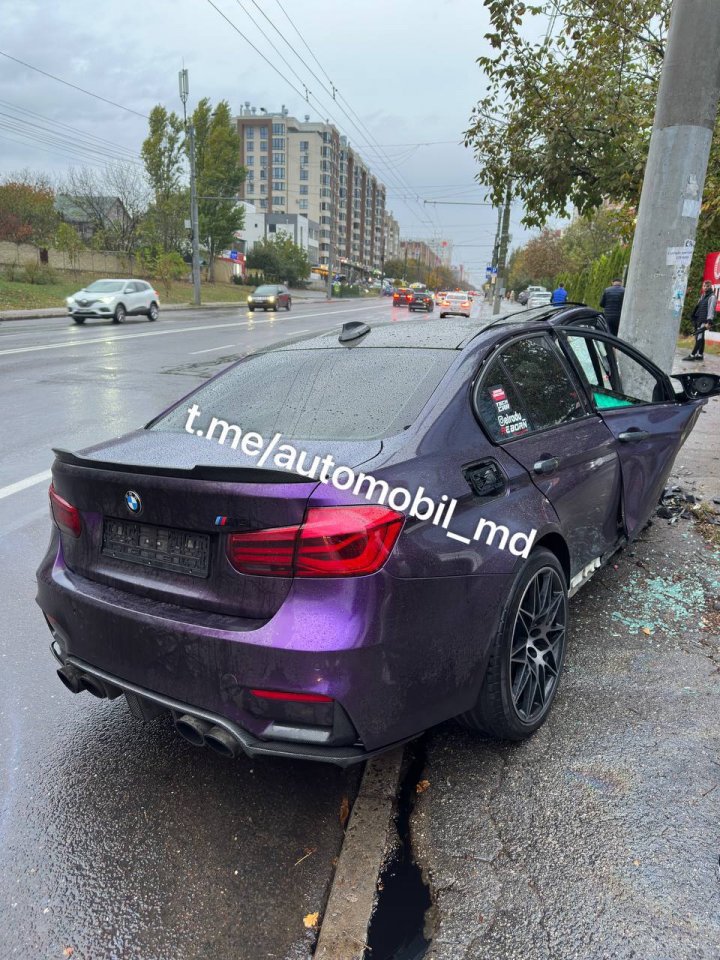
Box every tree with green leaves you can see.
[154,251,187,300]
[465,0,671,226]
[247,235,310,287]
[55,221,84,273]
[141,105,187,254]
[191,99,245,282]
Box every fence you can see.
[0,241,132,274]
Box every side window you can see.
[475,358,530,442]
[566,334,666,408]
[124,282,138,293]
[475,336,584,441]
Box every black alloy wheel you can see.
[459,547,568,739]
[112,304,126,324]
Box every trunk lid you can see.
[51,429,383,619]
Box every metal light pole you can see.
[179,68,201,307]
[620,0,720,371]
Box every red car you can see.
[392,288,414,307]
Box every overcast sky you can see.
[0,0,540,282]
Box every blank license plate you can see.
[102,518,210,578]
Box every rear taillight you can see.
[246,688,335,725]
[225,505,403,578]
[49,484,82,538]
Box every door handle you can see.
[618,429,651,443]
[533,457,559,475]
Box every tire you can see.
[459,547,568,740]
[440,313,446,319]
[148,302,159,321]
[248,306,255,312]
[286,299,291,311]
[72,316,86,325]
[112,304,126,324]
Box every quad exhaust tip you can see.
[174,714,213,746]
[204,726,240,758]
[57,665,122,700]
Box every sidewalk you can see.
[411,357,720,959]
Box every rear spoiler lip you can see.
[51,447,314,484]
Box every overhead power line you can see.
[0,50,148,119]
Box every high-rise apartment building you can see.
[235,104,388,273]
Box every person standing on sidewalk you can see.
[551,283,568,304]
[600,278,625,336]
[683,280,717,361]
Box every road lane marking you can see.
[0,469,52,500]
[0,304,387,357]
[189,343,238,355]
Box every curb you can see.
[0,298,356,322]
[314,747,404,960]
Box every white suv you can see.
[67,279,160,325]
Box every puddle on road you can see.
[364,741,432,960]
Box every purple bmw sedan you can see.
[36,307,720,765]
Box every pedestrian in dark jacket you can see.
[683,280,716,361]
[599,278,625,336]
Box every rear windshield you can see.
[151,347,455,441]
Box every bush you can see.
[22,261,56,284]
[2,263,24,282]
[231,273,245,285]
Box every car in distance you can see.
[37,303,720,765]
[439,291,472,318]
[409,291,434,312]
[66,279,160,325]
[392,287,414,307]
[518,285,547,306]
[527,290,553,308]
[247,284,291,312]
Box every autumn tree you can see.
[465,0,671,226]
[0,175,57,260]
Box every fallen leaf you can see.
[416,779,431,794]
[63,951,74,958]
[641,627,652,636]
[339,795,350,828]
[303,912,319,930]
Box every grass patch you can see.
[0,270,254,311]
[677,336,720,356]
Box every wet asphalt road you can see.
[0,299,397,960]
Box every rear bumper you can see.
[37,539,503,761]
[61,653,411,766]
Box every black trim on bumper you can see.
[65,655,414,767]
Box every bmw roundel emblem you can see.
[125,490,142,515]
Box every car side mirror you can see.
[673,372,720,399]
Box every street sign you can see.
[229,250,238,260]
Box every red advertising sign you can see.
[702,252,720,311]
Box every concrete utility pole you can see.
[179,68,202,307]
[620,0,720,371]
[492,185,512,315]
